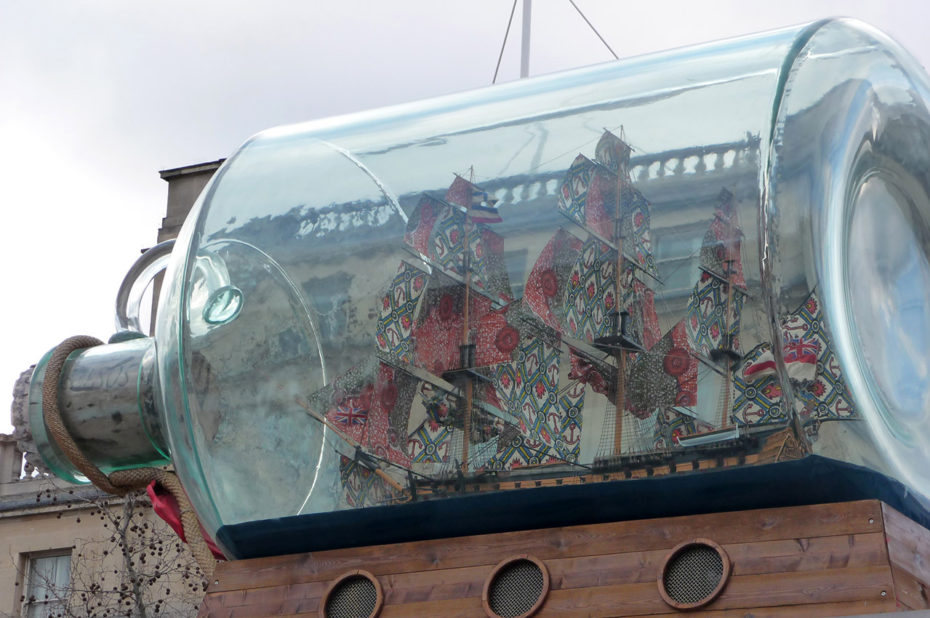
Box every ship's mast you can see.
[612,169,627,455]
[719,257,734,429]
[459,170,480,473]
[460,227,474,472]
[717,196,740,430]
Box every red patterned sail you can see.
[413,270,493,375]
[524,229,585,332]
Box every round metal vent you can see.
[322,570,382,618]
[483,555,550,618]
[658,539,731,610]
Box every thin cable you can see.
[569,0,619,60]
[493,0,519,84]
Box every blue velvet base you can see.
[216,455,930,560]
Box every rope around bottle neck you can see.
[41,336,217,580]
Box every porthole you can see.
[658,538,731,610]
[321,570,383,618]
[482,554,550,618]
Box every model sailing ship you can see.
[294,128,857,510]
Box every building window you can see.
[22,551,71,618]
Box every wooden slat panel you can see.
[201,531,888,614]
[208,500,883,594]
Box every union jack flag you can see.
[331,400,368,426]
[783,337,819,365]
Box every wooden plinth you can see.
[200,500,930,617]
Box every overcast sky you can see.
[2,1,929,434]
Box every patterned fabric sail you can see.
[595,130,632,174]
[375,261,429,363]
[619,189,660,282]
[732,343,787,426]
[413,269,493,374]
[700,189,747,291]
[308,359,418,469]
[555,381,586,462]
[524,229,585,332]
[525,234,659,353]
[428,206,511,303]
[620,262,662,351]
[564,236,617,343]
[686,271,745,359]
[783,292,857,421]
[472,301,556,368]
[445,175,503,224]
[558,154,617,240]
[404,195,444,256]
[406,381,461,466]
[627,320,698,418]
[486,337,563,469]
[403,181,511,304]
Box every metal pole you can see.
[520,0,532,78]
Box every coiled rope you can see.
[42,336,217,580]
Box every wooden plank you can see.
[535,580,664,617]
[379,595,485,617]
[890,563,930,610]
[381,564,486,605]
[208,500,883,594]
[548,532,886,591]
[199,581,327,618]
[532,566,893,617]
[713,565,893,611]
[726,532,887,576]
[649,597,896,617]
